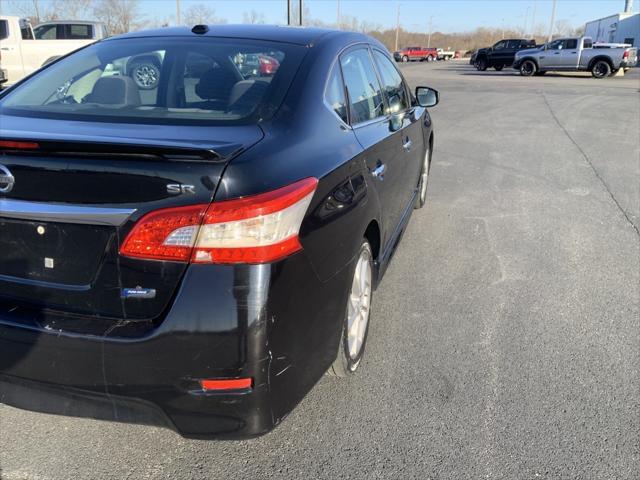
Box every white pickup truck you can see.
[513,36,638,78]
[0,16,100,87]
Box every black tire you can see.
[129,61,161,89]
[476,58,487,71]
[591,60,611,79]
[329,240,373,377]
[519,60,536,76]
[402,55,409,63]
[494,65,503,71]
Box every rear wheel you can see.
[591,60,611,78]
[402,55,409,62]
[476,58,487,71]
[519,60,536,76]
[329,241,373,377]
[427,55,434,62]
[415,142,431,209]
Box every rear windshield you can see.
[0,36,305,125]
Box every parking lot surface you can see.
[1,61,638,480]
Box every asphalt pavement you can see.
[1,61,639,480]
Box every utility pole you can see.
[176,0,181,25]
[523,6,530,36]
[299,0,303,26]
[394,3,400,52]
[427,15,434,48]
[530,0,537,39]
[547,0,556,42]
[287,0,291,25]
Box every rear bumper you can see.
[0,255,351,438]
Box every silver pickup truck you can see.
[513,37,638,78]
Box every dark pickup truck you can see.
[474,38,537,71]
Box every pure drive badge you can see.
[121,287,157,299]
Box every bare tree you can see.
[93,0,144,34]
[8,0,44,24]
[52,0,93,20]
[182,3,225,25]
[242,9,265,25]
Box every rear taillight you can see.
[623,50,629,59]
[120,178,318,264]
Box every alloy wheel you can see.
[346,245,372,360]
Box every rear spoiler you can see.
[0,138,228,162]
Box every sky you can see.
[4,0,639,33]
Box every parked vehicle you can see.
[437,48,455,60]
[0,24,439,439]
[514,37,638,78]
[0,16,97,86]
[474,38,537,71]
[33,20,108,41]
[393,46,438,62]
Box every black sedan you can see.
[0,24,438,439]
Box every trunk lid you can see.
[0,116,263,321]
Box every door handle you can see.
[402,138,413,152]
[371,163,386,180]
[553,52,560,55]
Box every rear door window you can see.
[340,48,385,125]
[564,39,578,49]
[372,50,409,114]
[66,24,94,39]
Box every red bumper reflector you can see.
[0,140,39,149]
[200,378,253,391]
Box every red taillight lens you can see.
[120,204,208,261]
[200,378,252,391]
[623,50,629,59]
[0,140,39,150]
[119,178,318,264]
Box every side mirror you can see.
[415,86,439,107]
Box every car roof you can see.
[110,24,368,47]
[36,20,102,25]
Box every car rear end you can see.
[621,47,638,69]
[0,32,314,438]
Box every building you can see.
[584,9,639,46]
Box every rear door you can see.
[340,46,406,247]
[372,49,423,214]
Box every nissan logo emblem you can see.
[0,164,15,194]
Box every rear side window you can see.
[324,64,348,124]
[340,48,384,124]
[372,50,409,114]
[493,40,507,50]
[0,20,9,40]
[565,39,578,49]
[66,24,93,39]
[0,37,305,125]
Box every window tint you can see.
[325,64,348,124]
[493,41,507,50]
[583,38,593,49]
[0,20,9,40]
[34,24,57,39]
[340,48,384,124]
[66,24,93,39]
[372,50,409,114]
[0,37,304,125]
[564,39,578,49]
[21,26,33,40]
[507,40,521,49]
[547,39,564,50]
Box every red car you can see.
[393,46,438,62]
